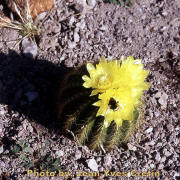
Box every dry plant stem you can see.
[129,142,146,150]
[0,0,40,47]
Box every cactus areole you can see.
[57,56,150,150]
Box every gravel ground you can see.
[0,0,179,179]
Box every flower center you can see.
[108,98,119,111]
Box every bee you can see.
[108,97,119,111]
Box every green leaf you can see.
[54,158,61,165]
[27,161,33,168]
[45,139,50,145]
[109,0,118,4]
[21,155,30,162]
[46,157,52,162]
[42,146,46,151]
[20,154,26,159]
[12,145,21,153]
[120,1,125,6]
[24,147,30,153]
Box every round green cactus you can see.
[57,57,149,150]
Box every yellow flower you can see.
[82,57,121,96]
[118,56,150,99]
[93,89,136,127]
[82,56,150,127]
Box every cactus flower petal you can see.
[82,56,150,127]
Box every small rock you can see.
[158,163,164,169]
[87,158,98,171]
[76,20,86,30]
[56,150,64,157]
[145,127,153,134]
[87,0,96,7]
[0,108,6,115]
[68,41,76,49]
[156,142,162,147]
[148,141,155,146]
[0,145,3,154]
[158,93,168,109]
[25,91,38,102]
[0,160,5,168]
[127,143,137,151]
[75,150,82,160]
[21,38,38,59]
[18,129,25,137]
[74,32,80,42]
[163,149,171,157]
[104,154,112,166]
[27,124,33,133]
[99,25,108,32]
[155,152,161,162]
[69,16,75,26]
[99,167,104,172]
[150,163,155,168]
[96,157,101,162]
[161,156,166,163]
[167,124,174,131]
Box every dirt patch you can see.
[0,0,179,179]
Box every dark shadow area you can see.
[0,50,69,134]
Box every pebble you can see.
[56,150,64,157]
[75,150,82,160]
[167,124,174,131]
[158,93,168,109]
[148,141,155,146]
[145,127,153,134]
[68,41,76,49]
[25,91,39,102]
[18,129,26,137]
[104,154,112,166]
[87,0,96,7]
[0,160,5,168]
[21,38,38,59]
[74,32,80,42]
[0,108,6,115]
[127,143,137,151]
[76,20,86,30]
[0,145,3,154]
[161,156,166,163]
[69,16,75,26]
[158,163,164,169]
[150,163,155,168]
[96,157,101,162]
[155,152,161,162]
[87,158,98,172]
[163,149,171,157]
[99,167,104,172]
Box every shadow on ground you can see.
[0,50,69,134]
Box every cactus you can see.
[57,57,149,150]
